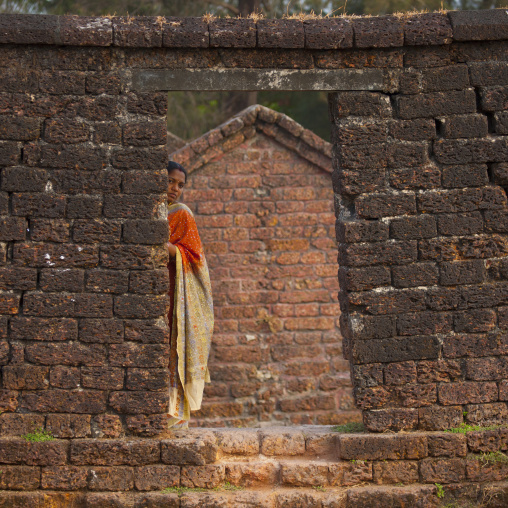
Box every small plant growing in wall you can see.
[332,422,365,433]
[435,483,445,499]
[21,427,54,443]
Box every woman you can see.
[166,161,214,429]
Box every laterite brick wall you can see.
[334,47,508,431]
[0,10,506,439]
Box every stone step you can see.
[1,482,507,507]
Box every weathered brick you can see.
[25,342,106,366]
[438,114,488,139]
[373,460,419,484]
[442,164,489,188]
[434,137,508,165]
[13,243,99,268]
[363,408,418,432]
[111,147,168,171]
[11,193,66,218]
[440,260,485,286]
[67,196,102,219]
[353,16,403,48]
[257,19,304,49]
[0,465,41,490]
[108,391,168,414]
[3,365,49,390]
[82,367,124,390]
[70,439,159,466]
[123,219,168,244]
[437,212,483,236]
[420,458,466,484]
[110,343,168,368]
[428,433,467,457]
[454,309,497,333]
[336,220,388,244]
[339,266,391,291]
[404,13,452,46]
[39,268,84,292]
[390,215,436,239]
[44,118,89,143]
[417,360,463,384]
[41,465,88,490]
[418,405,463,431]
[135,465,180,491]
[329,92,392,119]
[50,365,80,389]
[79,318,124,344]
[0,439,68,466]
[2,166,47,192]
[352,336,439,364]
[21,389,107,413]
[392,263,438,288]
[338,434,427,460]
[10,316,77,341]
[355,193,416,219]
[0,266,36,290]
[339,240,417,267]
[100,244,168,270]
[396,90,476,119]
[465,356,508,381]
[389,165,440,190]
[41,144,106,170]
[124,319,169,344]
[480,85,508,112]
[24,292,112,318]
[30,219,71,242]
[397,311,452,336]
[438,382,498,405]
[469,61,508,87]
[46,414,91,439]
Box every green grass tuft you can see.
[332,421,365,433]
[161,483,244,496]
[472,451,508,465]
[21,428,54,443]
[221,481,244,491]
[435,483,445,499]
[444,423,508,434]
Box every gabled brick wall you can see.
[171,106,360,427]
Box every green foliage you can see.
[445,423,508,434]
[332,421,365,433]
[161,483,244,496]
[21,427,54,443]
[435,483,445,499]
[222,481,244,491]
[161,486,207,495]
[473,451,508,465]
[312,485,326,491]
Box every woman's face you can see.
[168,169,186,204]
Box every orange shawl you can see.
[167,203,213,422]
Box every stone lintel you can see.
[130,68,385,92]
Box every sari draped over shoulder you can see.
[167,202,214,423]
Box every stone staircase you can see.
[1,426,507,507]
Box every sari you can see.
[167,202,214,425]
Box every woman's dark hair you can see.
[167,161,188,183]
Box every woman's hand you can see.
[168,242,177,258]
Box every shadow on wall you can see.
[170,105,362,428]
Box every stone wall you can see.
[333,33,508,432]
[171,105,359,427]
[0,10,506,440]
